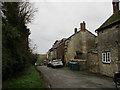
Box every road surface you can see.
[36,66,116,89]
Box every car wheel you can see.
[52,66,55,68]
[115,78,120,89]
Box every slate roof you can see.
[52,38,66,49]
[96,11,120,31]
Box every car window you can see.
[53,60,58,62]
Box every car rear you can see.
[51,60,63,68]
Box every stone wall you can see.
[65,30,97,70]
[118,23,120,70]
[87,50,99,73]
[97,24,120,77]
[65,31,87,64]
[86,31,99,73]
[56,43,64,59]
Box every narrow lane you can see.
[37,66,115,88]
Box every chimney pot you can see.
[112,0,119,14]
[80,21,86,31]
[74,28,77,34]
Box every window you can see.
[102,51,111,63]
[74,51,84,59]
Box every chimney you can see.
[80,21,86,32]
[112,0,119,14]
[74,28,77,34]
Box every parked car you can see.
[51,59,63,68]
[47,60,52,67]
[114,71,120,89]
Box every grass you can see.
[37,54,47,65]
[38,54,46,60]
[2,65,46,88]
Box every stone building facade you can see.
[47,21,97,70]
[56,38,66,65]
[47,48,54,60]
[47,39,66,64]
[47,40,61,60]
[64,21,97,70]
[87,49,99,73]
[95,0,120,77]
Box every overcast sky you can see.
[27,0,118,54]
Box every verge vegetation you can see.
[2,65,46,88]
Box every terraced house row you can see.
[47,0,120,77]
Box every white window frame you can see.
[102,51,111,63]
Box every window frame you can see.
[102,51,111,64]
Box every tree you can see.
[2,1,37,80]
[18,1,37,24]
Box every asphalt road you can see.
[36,66,116,89]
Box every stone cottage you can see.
[64,21,97,70]
[47,48,54,60]
[56,38,66,65]
[47,38,66,59]
[47,40,61,60]
[95,0,120,77]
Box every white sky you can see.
[27,0,117,54]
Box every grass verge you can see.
[2,65,46,88]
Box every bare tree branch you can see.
[18,1,37,24]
